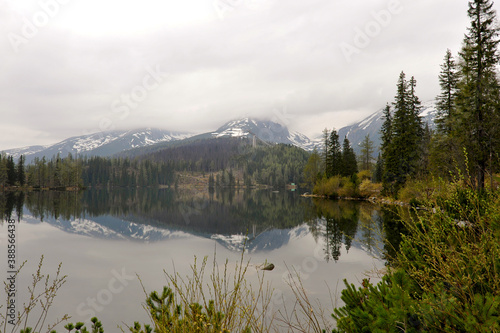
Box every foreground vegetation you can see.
[333,177,500,332]
[1,252,332,333]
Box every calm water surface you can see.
[0,189,391,331]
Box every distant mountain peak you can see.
[211,117,317,151]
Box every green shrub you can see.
[331,180,500,332]
[358,179,382,198]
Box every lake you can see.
[0,189,391,331]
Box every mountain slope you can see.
[208,118,317,151]
[5,128,192,163]
[338,100,438,156]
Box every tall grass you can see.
[0,256,69,333]
[129,251,276,333]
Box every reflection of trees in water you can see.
[306,199,386,262]
[306,199,360,262]
[358,205,384,256]
[0,191,24,222]
[378,206,410,264]
[15,188,308,235]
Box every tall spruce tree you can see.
[382,72,424,194]
[0,154,7,187]
[456,0,500,189]
[17,155,25,186]
[380,104,392,152]
[373,153,383,183]
[7,155,16,186]
[322,128,331,176]
[341,137,358,177]
[436,49,459,134]
[326,129,342,178]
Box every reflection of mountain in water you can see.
[23,213,191,242]
[1,189,391,257]
[211,225,310,252]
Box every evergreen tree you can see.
[17,155,25,186]
[0,154,7,187]
[359,135,375,171]
[7,155,16,186]
[380,104,392,152]
[456,0,500,189]
[382,72,424,194]
[322,128,331,176]
[436,49,459,134]
[341,137,358,177]
[373,153,383,183]
[326,129,342,178]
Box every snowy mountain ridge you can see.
[4,102,438,162]
[5,128,193,163]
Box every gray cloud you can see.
[0,0,476,150]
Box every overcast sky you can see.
[0,0,482,150]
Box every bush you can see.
[332,181,500,332]
[338,178,356,198]
[313,176,342,197]
[358,179,382,198]
[356,170,372,182]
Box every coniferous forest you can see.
[0,138,309,190]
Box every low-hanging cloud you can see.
[0,0,473,149]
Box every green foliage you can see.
[303,149,322,190]
[435,49,459,135]
[134,285,230,333]
[372,153,383,184]
[326,130,342,178]
[381,72,424,196]
[331,177,500,332]
[454,0,500,189]
[340,137,358,178]
[333,271,421,333]
[313,175,362,199]
[241,143,309,188]
[63,317,104,333]
[358,179,382,198]
[132,255,274,333]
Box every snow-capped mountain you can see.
[210,118,318,151]
[338,100,438,156]
[4,103,437,163]
[5,128,193,163]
